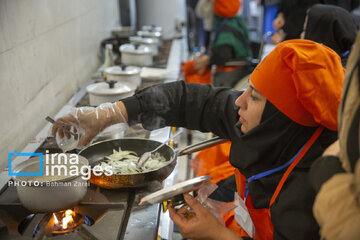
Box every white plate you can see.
[139,175,211,205]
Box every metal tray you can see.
[139,175,210,205]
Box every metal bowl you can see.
[12,154,89,213]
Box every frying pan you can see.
[79,137,227,189]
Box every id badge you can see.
[234,193,255,238]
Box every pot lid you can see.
[104,65,140,76]
[139,175,211,205]
[86,81,133,96]
[142,25,163,33]
[137,30,161,38]
[119,43,152,54]
[129,36,156,45]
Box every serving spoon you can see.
[45,116,78,139]
[138,130,182,167]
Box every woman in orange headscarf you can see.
[52,40,344,239]
[171,40,343,239]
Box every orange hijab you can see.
[250,39,344,131]
[213,0,241,18]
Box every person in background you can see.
[269,11,286,44]
[195,0,214,52]
[319,0,360,12]
[52,39,344,239]
[309,30,360,240]
[194,0,253,87]
[270,0,319,44]
[318,0,360,25]
[300,4,358,67]
[351,5,360,24]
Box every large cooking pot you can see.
[129,36,159,55]
[11,154,89,213]
[104,65,141,90]
[79,137,227,189]
[119,44,153,67]
[137,30,162,46]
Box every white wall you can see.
[0,0,120,170]
[136,0,186,39]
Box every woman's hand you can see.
[322,140,340,157]
[169,194,241,240]
[51,102,128,146]
[194,55,210,74]
[270,30,286,45]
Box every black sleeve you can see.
[121,81,241,139]
[272,172,321,240]
[208,175,236,202]
[309,155,345,193]
[209,45,234,66]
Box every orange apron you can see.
[233,127,324,239]
[215,65,244,73]
[224,171,251,238]
[191,142,232,179]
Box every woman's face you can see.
[273,12,285,31]
[235,81,266,134]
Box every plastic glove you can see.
[51,102,128,146]
[196,181,235,220]
[169,194,240,240]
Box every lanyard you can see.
[244,144,305,198]
[342,50,350,57]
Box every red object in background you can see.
[182,60,212,84]
[190,142,233,182]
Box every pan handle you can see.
[177,136,228,156]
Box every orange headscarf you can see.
[213,0,241,18]
[250,39,344,131]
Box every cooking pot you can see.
[104,65,141,90]
[141,25,163,34]
[111,26,135,38]
[129,36,159,55]
[137,30,162,45]
[86,80,134,106]
[78,137,227,189]
[119,44,153,67]
[11,154,89,213]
